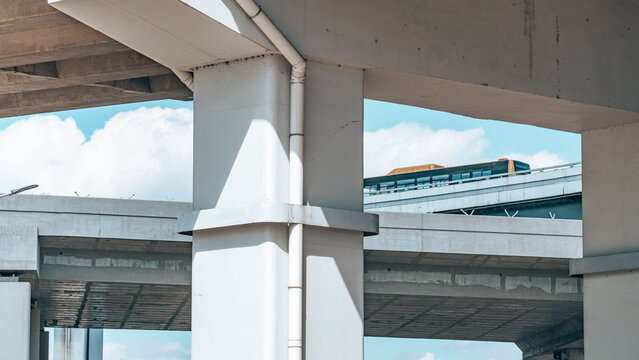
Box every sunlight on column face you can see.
[216,118,288,207]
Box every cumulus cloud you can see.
[103,341,190,360]
[502,150,568,169]
[0,107,193,201]
[0,111,569,202]
[364,123,489,177]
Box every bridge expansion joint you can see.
[177,203,379,236]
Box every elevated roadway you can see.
[1,195,582,359]
[365,163,582,220]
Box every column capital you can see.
[178,203,378,236]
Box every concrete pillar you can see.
[581,122,639,359]
[302,60,364,360]
[53,328,103,360]
[0,280,31,360]
[188,55,367,359]
[40,331,49,360]
[30,309,40,360]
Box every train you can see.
[364,158,530,194]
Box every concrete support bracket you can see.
[178,203,379,236]
[570,251,639,276]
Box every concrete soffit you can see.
[49,0,275,71]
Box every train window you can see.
[451,174,461,181]
[461,173,470,179]
[432,175,449,183]
[379,181,395,191]
[472,171,482,178]
[482,170,492,176]
[396,179,415,189]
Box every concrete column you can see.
[0,280,31,360]
[30,309,40,360]
[581,122,639,359]
[191,55,291,360]
[302,61,364,360]
[189,55,366,359]
[40,330,49,360]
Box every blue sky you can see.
[4,99,580,359]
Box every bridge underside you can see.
[0,0,192,118]
[29,235,582,359]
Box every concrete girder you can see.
[0,0,76,34]
[0,50,172,94]
[0,22,127,68]
[0,74,191,118]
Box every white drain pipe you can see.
[232,1,306,360]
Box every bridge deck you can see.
[0,195,583,356]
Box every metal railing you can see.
[364,162,582,196]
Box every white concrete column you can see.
[302,61,364,360]
[581,122,639,359]
[188,56,368,359]
[191,55,291,360]
[0,280,31,360]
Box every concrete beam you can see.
[0,22,127,68]
[367,212,583,258]
[0,73,191,118]
[0,50,172,94]
[0,195,190,242]
[365,263,582,302]
[39,248,191,285]
[0,0,75,34]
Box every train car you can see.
[364,158,530,194]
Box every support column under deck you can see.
[187,55,370,359]
[0,280,31,360]
[579,122,639,359]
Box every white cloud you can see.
[0,112,570,202]
[364,123,489,177]
[0,107,193,201]
[103,343,127,359]
[502,149,567,169]
[419,352,442,360]
[103,341,190,360]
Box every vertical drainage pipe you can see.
[232,1,306,360]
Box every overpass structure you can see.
[365,163,583,219]
[1,195,582,360]
[2,1,638,360]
